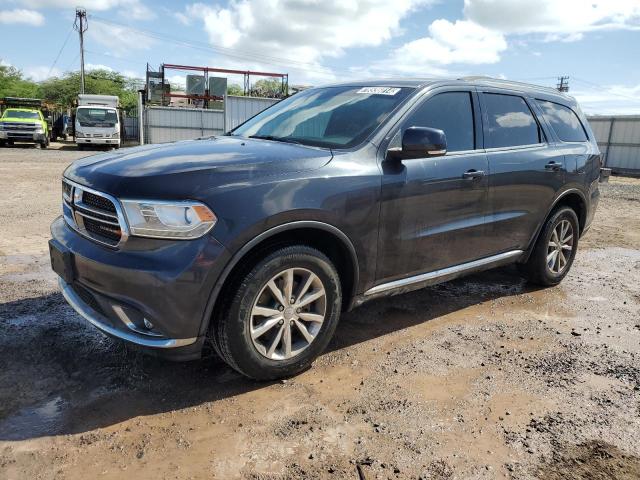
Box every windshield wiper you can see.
[248,135,302,145]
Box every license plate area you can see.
[49,239,74,283]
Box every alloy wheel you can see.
[250,268,326,360]
[546,219,574,274]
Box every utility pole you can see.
[74,8,88,94]
[556,76,569,92]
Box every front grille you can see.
[62,181,72,201]
[63,179,124,247]
[1,122,38,132]
[83,191,117,213]
[83,216,122,242]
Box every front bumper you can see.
[76,137,120,145]
[59,277,198,349]
[50,216,230,360]
[0,131,46,142]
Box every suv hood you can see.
[64,136,333,198]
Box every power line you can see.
[571,77,640,101]
[47,26,74,78]
[88,15,343,78]
[63,52,80,73]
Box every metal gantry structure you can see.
[145,63,289,107]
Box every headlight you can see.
[121,200,217,239]
[35,126,44,133]
[76,132,85,138]
[112,132,120,138]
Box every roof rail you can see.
[457,76,568,96]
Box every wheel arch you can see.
[522,188,587,262]
[198,221,359,337]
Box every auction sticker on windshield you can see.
[356,87,401,95]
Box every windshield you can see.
[76,107,118,127]
[230,86,414,149]
[3,110,40,120]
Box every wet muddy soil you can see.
[1,147,639,479]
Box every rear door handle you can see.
[545,161,562,171]
[463,169,485,180]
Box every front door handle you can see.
[545,161,562,171]
[463,169,485,180]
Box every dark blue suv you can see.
[50,78,603,379]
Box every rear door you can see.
[376,88,493,282]
[479,90,566,253]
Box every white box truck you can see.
[75,94,121,149]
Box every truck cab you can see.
[74,95,121,150]
[0,98,50,148]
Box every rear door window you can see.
[403,91,475,152]
[536,100,588,142]
[483,93,541,148]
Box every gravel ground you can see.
[1,144,639,480]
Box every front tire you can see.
[520,206,579,286]
[213,245,342,380]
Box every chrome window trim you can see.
[62,178,130,248]
[483,142,547,153]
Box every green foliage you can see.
[0,63,40,99]
[251,78,286,98]
[40,70,142,112]
[0,62,142,113]
[227,83,244,96]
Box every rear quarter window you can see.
[536,100,588,142]
[482,93,541,148]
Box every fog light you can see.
[143,318,154,330]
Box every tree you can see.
[251,78,286,98]
[39,69,142,112]
[227,83,244,96]
[0,63,40,99]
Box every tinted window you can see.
[483,94,540,148]
[2,110,40,120]
[231,86,414,149]
[403,92,475,152]
[536,100,587,142]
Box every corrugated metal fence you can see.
[587,115,640,176]
[139,95,279,144]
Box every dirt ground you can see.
[1,143,639,480]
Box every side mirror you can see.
[387,126,447,160]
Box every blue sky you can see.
[1,0,639,114]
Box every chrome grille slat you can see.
[74,202,119,221]
[62,179,128,248]
[75,210,121,227]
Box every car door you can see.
[376,88,493,283]
[479,90,566,253]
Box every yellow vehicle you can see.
[0,98,50,148]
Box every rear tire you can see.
[212,245,342,380]
[520,206,579,286]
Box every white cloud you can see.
[464,0,640,37]
[86,63,114,72]
[16,0,154,20]
[24,65,62,81]
[180,0,430,83]
[371,19,507,76]
[87,21,155,56]
[0,9,45,26]
[574,84,640,116]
